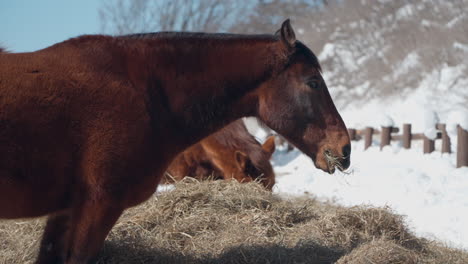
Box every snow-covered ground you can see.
[270,136,468,250]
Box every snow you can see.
[424,127,438,140]
[437,64,467,92]
[393,52,420,78]
[422,110,439,140]
[340,90,465,139]
[318,43,335,61]
[447,109,468,133]
[395,4,414,20]
[270,142,468,250]
[378,114,394,127]
[421,19,436,27]
[454,42,468,53]
[446,14,466,28]
[341,100,440,131]
[318,43,357,71]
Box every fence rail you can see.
[347,123,468,168]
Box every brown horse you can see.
[164,120,276,190]
[0,20,350,263]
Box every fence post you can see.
[364,127,374,150]
[457,125,468,168]
[402,124,411,149]
[438,124,451,154]
[348,128,356,141]
[423,135,435,154]
[380,126,391,150]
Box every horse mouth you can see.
[324,150,347,174]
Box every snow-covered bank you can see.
[272,141,468,250]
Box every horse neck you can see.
[126,37,285,149]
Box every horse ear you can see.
[279,19,296,48]
[262,136,276,159]
[235,151,248,171]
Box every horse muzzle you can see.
[324,144,351,174]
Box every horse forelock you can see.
[293,41,322,73]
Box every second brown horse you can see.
[165,120,276,190]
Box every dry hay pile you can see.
[1,179,467,264]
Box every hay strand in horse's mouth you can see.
[324,150,348,174]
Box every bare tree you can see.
[99,0,252,34]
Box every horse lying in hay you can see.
[164,120,276,190]
[0,19,350,263]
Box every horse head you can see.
[256,20,350,174]
[233,135,276,190]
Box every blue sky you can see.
[0,0,101,52]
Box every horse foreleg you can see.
[62,198,124,264]
[36,211,72,264]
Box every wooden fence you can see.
[347,124,468,168]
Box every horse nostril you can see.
[342,144,351,158]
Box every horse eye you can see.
[307,81,319,90]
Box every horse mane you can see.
[61,31,321,79]
[128,33,321,74]
[122,32,320,69]
[211,120,272,173]
[122,31,278,42]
